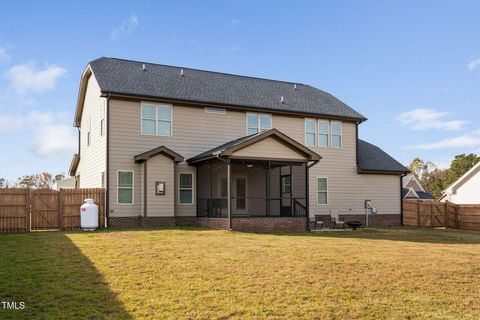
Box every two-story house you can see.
[69,57,408,232]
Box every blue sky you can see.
[1,1,479,183]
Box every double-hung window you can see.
[305,119,316,146]
[318,120,329,147]
[118,171,133,204]
[331,121,342,148]
[317,177,328,205]
[247,113,272,135]
[179,173,194,204]
[141,103,172,136]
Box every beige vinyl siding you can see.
[108,98,401,217]
[109,99,245,217]
[146,154,174,216]
[77,74,106,188]
[232,137,306,160]
[273,116,401,216]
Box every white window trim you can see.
[317,119,330,148]
[100,102,106,137]
[246,112,272,135]
[178,172,194,205]
[204,107,226,114]
[117,170,134,205]
[86,116,92,146]
[316,176,328,205]
[331,120,342,148]
[304,118,316,146]
[141,102,173,137]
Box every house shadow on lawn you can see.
[271,227,480,245]
[0,232,132,320]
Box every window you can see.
[100,103,105,136]
[331,121,342,148]
[87,116,91,146]
[305,119,316,146]
[205,107,226,114]
[141,102,172,136]
[179,173,193,204]
[317,177,328,205]
[281,175,291,193]
[101,172,105,188]
[318,120,329,147]
[246,113,272,135]
[118,171,133,204]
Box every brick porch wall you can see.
[175,216,197,226]
[231,217,307,233]
[195,217,229,229]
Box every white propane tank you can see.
[80,199,99,231]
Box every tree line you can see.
[0,172,62,189]
[408,153,480,199]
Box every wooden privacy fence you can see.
[403,200,480,231]
[0,188,105,232]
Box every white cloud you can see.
[0,111,52,133]
[111,13,139,41]
[230,18,241,25]
[5,62,66,94]
[406,132,480,150]
[397,108,467,131]
[0,111,75,158]
[0,46,10,63]
[33,124,76,158]
[468,58,480,71]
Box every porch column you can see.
[227,160,232,230]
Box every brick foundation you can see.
[231,217,307,233]
[312,214,401,228]
[196,217,229,230]
[108,214,400,231]
[109,216,176,228]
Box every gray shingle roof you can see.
[358,140,408,174]
[89,57,366,121]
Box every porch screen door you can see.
[233,176,248,215]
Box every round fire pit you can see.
[345,220,364,231]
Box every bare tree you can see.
[16,172,56,189]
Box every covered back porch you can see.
[188,129,321,231]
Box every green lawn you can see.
[0,227,479,319]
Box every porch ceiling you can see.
[187,129,321,164]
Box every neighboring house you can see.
[402,174,434,201]
[69,57,408,232]
[441,162,480,204]
[52,177,76,190]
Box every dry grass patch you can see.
[1,227,479,319]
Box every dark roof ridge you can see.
[90,56,307,86]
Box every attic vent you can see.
[294,84,297,90]
[280,96,284,103]
[142,64,146,71]
[180,68,184,77]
